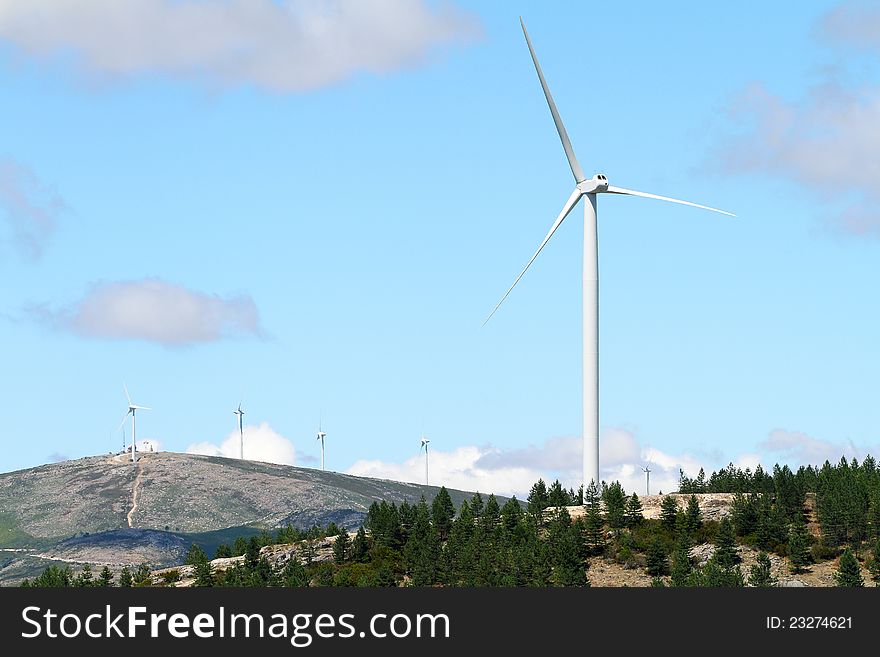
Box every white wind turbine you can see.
[420,437,430,486]
[642,464,652,496]
[316,421,327,471]
[485,19,734,494]
[234,403,245,460]
[118,384,150,463]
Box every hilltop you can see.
[0,451,492,584]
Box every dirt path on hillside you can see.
[127,459,144,528]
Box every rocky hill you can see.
[0,451,493,585]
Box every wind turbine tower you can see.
[316,422,327,471]
[485,19,734,495]
[420,437,430,486]
[642,465,652,496]
[118,385,150,463]
[234,403,245,460]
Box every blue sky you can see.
[1,0,878,496]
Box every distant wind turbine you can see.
[484,19,734,494]
[642,464,652,496]
[420,437,430,486]
[234,403,245,460]
[316,421,327,471]
[118,384,149,463]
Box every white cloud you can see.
[349,427,879,497]
[348,445,541,498]
[717,3,880,236]
[759,428,872,465]
[0,0,480,92]
[0,159,64,259]
[346,429,721,498]
[29,277,263,346]
[471,436,581,472]
[187,421,296,465]
[818,1,880,51]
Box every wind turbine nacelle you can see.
[577,174,609,194]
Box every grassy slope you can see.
[0,451,504,546]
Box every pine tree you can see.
[603,481,627,534]
[134,563,152,586]
[501,497,523,534]
[233,536,249,556]
[787,520,812,574]
[245,537,261,570]
[483,495,501,528]
[185,543,208,566]
[333,528,351,564]
[670,533,692,587]
[685,495,703,534]
[397,501,412,545]
[28,565,73,587]
[547,479,570,508]
[731,492,758,536]
[714,517,739,568]
[446,499,475,583]
[646,537,669,577]
[754,505,772,551]
[282,555,309,587]
[583,482,605,556]
[869,491,880,541]
[351,526,369,563]
[98,565,114,587]
[527,479,549,524]
[301,539,317,565]
[194,560,214,587]
[366,500,403,549]
[625,493,644,527]
[431,487,456,540]
[748,551,778,587]
[660,495,679,531]
[404,497,441,586]
[507,513,543,586]
[529,538,552,587]
[470,492,484,518]
[583,480,601,507]
[689,559,745,587]
[118,566,133,588]
[547,508,588,586]
[695,467,707,492]
[834,548,864,587]
[75,564,95,587]
[867,539,880,585]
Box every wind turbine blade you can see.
[484,187,582,325]
[520,18,586,184]
[117,412,130,432]
[123,383,132,405]
[605,185,735,217]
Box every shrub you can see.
[160,569,181,585]
[811,538,840,562]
